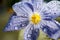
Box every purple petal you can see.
[24,23,39,40]
[4,13,29,31]
[12,2,33,16]
[41,20,60,39]
[42,1,60,19]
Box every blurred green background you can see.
[0,0,60,40]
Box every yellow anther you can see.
[30,13,41,24]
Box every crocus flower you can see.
[4,0,60,40]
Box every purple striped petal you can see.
[12,2,33,16]
[24,23,39,40]
[4,13,29,31]
[41,20,60,39]
[42,1,60,19]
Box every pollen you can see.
[30,13,41,24]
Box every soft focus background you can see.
[0,0,60,40]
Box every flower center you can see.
[30,13,41,24]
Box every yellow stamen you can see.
[30,12,41,24]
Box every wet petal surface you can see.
[41,19,60,39]
[4,13,29,31]
[24,23,39,40]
